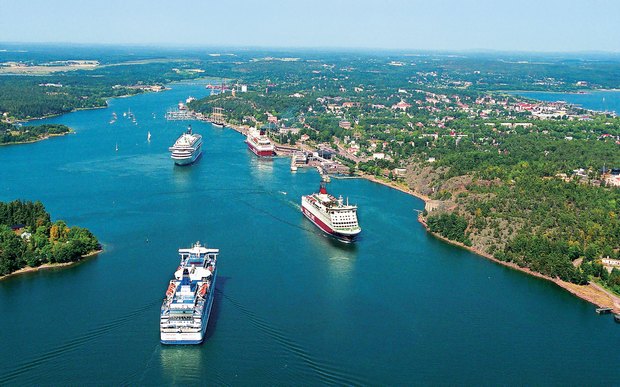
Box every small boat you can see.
[147,131,152,142]
[115,143,118,152]
[614,314,620,323]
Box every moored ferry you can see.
[160,242,218,345]
[245,127,275,157]
[301,182,361,242]
[169,125,203,165]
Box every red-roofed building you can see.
[392,101,412,111]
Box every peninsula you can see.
[0,122,71,145]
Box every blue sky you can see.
[1,0,619,52]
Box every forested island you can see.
[0,200,100,277]
[1,121,71,144]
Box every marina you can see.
[1,80,619,384]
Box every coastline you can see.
[361,173,431,202]
[356,169,620,314]
[0,248,102,281]
[0,130,73,146]
[416,214,620,314]
[187,109,620,315]
[8,84,168,124]
[12,105,108,124]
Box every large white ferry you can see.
[245,127,275,157]
[301,182,361,242]
[160,242,218,345]
[169,125,202,165]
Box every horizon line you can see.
[2,41,620,56]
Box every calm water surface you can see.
[1,81,619,385]
[517,90,620,114]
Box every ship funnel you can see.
[319,181,327,194]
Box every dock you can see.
[165,109,193,120]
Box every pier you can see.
[165,109,193,120]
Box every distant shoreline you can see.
[0,130,73,146]
[11,105,108,124]
[8,85,170,124]
[0,249,102,281]
[501,88,620,94]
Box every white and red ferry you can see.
[301,182,361,242]
[245,128,275,157]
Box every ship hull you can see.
[247,141,274,157]
[245,139,274,157]
[301,204,359,242]
[173,147,202,166]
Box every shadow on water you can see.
[204,275,230,341]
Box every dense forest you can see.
[421,149,620,291]
[1,121,70,144]
[0,200,99,276]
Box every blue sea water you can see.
[516,90,620,115]
[0,80,618,385]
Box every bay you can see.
[0,80,618,385]
[516,90,620,114]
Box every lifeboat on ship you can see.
[199,282,209,297]
[166,282,176,298]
